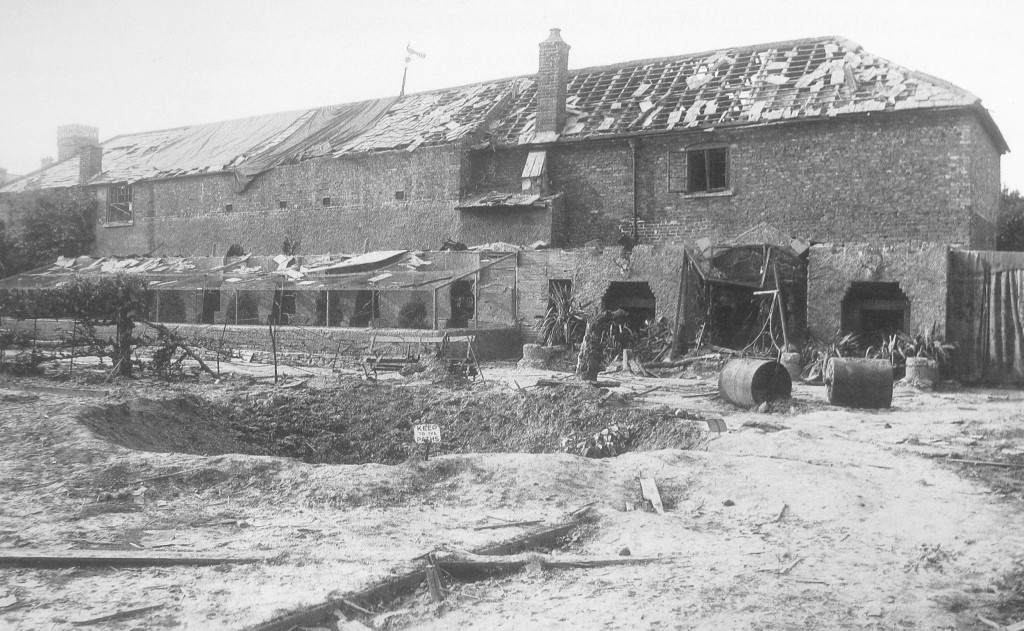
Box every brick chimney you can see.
[40,157,55,170]
[78,144,103,184]
[57,125,99,161]
[537,28,570,137]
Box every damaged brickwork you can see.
[807,242,949,341]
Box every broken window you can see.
[107,184,133,223]
[669,147,728,193]
[449,280,475,328]
[271,289,297,325]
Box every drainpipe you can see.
[630,138,639,242]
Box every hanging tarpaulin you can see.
[231,96,399,192]
[948,250,1024,384]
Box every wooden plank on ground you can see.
[0,551,266,568]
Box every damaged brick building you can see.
[1,30,1012,378]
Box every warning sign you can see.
[414,424,442,444]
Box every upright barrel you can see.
[826,358,893,408]
[718,358,792,409]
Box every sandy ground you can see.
[1,359,1023,630]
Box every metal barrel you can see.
[826,357,893,408]
[718,358,793,409]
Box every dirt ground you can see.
[1,355,1023,630]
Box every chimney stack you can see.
[78,144,103,184]
[537,28,570,137]
[41,157,55,170]
[57,124,99,162]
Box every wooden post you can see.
[69,317,77,377]
[672,251,688,358]
[268,318,278,384]
[217,316,229,377]
[474,270,480,329]
[425,552,444,602]
[325,289,330,327]
[432,288,438,330]
[772,261,790,351]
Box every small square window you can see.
[394,190,405,201]
[278,200,288,209]
[669,147,729,194]
[321,196,331,207]
[225,203,234,212]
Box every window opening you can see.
[278,200,288,209]
[669,147,728,193]
[107,184,133,223]
[322,196,331,207]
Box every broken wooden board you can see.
[0,550,266,568]
[434,549,668,574]
[639,475,665,514]
[71,603,165,626]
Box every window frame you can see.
[106,183,134,224]
[668,145,731,196]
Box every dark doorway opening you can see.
[199,290,221,324]
[449,280,475,328]
[351,290,380,327]
[841,282,910,343]
[271,289,297,325]
[315,291,345,327]
[602,282,656,332]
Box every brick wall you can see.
[94,144,468,257]
[473,109,1001,249]
[807,242,949,341]
[966,116,1001,249]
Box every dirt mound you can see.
[76,396,245,455]
[70,381,706,465]
[228,381,705,464]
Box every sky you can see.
[1,0,1022,190]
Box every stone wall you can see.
[94,144,469,257]
[471,109,1000,249]
[807,242,949,341]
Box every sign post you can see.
[413,424,442,460]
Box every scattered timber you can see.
[434,549,668,574]
[71,603,166,626]
[643,354,719,369]
[535,378,620,388]
[0,551,265,568]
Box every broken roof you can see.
[2,79,525,193]
[2,35,1006,194]
[489,36,1007,151]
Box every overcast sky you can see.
[1,0,1021,191]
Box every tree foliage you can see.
[0,189,96,278]
[998,188,1024,251]
[0,274,152,377]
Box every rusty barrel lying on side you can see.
[718,358,792,409]
[825,358,893,408]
